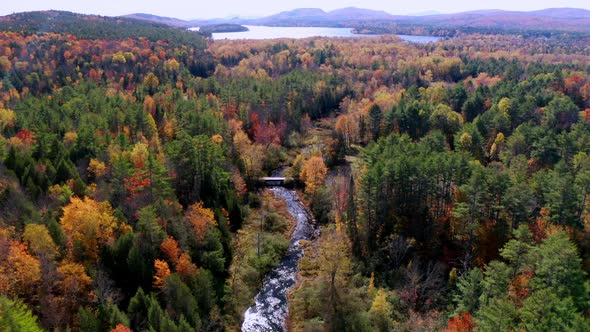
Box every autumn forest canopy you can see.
[0,9,590,332]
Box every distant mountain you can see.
[125,13,235,28]
[259,8,328,23]
[120,7,590,33]
[407,8,590,32]
[0,11,207,48]
[271,8,327,19]
[530,8,590,19]
[124,13,191,27]
[328,7,395,20]
[252,7,396,26]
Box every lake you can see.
[190,25,441,43]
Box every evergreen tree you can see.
[0,296,43,332]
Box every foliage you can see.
[185,201,217,241]
[224,190,291,329]
[60,196,117,261]
[0,11,207,49]
[153,259,171,289]
[0,12,590,331]
[0,296,43,332]
[452,228,590,331]
[0,233,41,299]
[300,155,328,195]
[22,224,58,258]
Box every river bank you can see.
[241,187,317,331]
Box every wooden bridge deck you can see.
[260,177,289,186]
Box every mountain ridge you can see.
[4,7,590,34]
[122,6,590,23]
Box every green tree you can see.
[531,231,588,308]
[166,132,229,206]
[542,96,579,132]
[127,206,165,291]
[430,103,463,149]
[504,182,536,229]
[128,288,177,331]
[453,268,483,315]
[77,307,100,332]
[519,288,589,332]
[544,167,582,228]
[368,104,382,141]
[476,297,519,332]
[0,296,43,332]
[163,274,201,329]
[455,229,590,331]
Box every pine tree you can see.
[0,296,43,332]
[453,268,483,315]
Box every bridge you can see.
[259,177,292,186]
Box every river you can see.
[241,187,316,332]
[189,25,442,43]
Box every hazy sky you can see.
[1,0,589,20]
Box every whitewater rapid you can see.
[241,187,316,332]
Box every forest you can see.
[0,10,590,332]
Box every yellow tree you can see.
[60,197,117,261]
[489,132,505,160]
[144,72,159,94]
[498,97,512,115]
[87,158,107,180]
[56,261,93,324]
[161,113,177,141]
[0,107,15,130]
[0,237,41,298]
[63,131,78,148]
[143,95,156,113]
[370,288,394,331]
[153,259,171,289]
[22,224,58,258]
[164,59,180,73]
[300,155,328,195]
[160,236,181,266]
[318,227,352,316]
[233,130,265,180]
[185,201,217,241]
[335,114,358,148]
[57,261,92,295]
